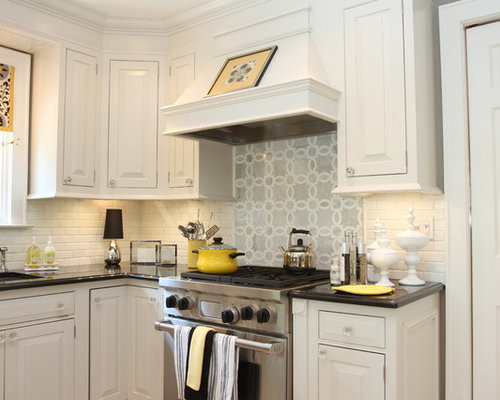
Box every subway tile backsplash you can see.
[0,137,447,281]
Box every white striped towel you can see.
[207,333,239,400]
[174,325,192,400]
[174,326,240,400]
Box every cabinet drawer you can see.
[0,292,74,326]
[319,311,385,348]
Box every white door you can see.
[63,49,97,187]
[167,54,195,188]
[4,319,74,400]
[108,60,158,189]
[90,286,128,400]
[467,21,500,399]
[127,286,163,400]
[0,331,4,400]
[343,0,407,177]
[318,345,384,400]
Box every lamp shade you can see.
[103,209,123,239]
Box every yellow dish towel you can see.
[334,285,395,295]
[186,326,215,391]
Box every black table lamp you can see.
[103,209,123,267]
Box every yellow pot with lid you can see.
[192,237,245,274]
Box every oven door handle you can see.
[154,320,284,355]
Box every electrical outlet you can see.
[421,217,435,240]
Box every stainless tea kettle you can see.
[282,228,316,272]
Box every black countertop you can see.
[0,262,179,291]
[290,281,444,308]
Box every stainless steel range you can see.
[155,266,328,400]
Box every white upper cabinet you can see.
[107,60,159,189]
[63,49,98,188]
[167,54,195,189]
[29,43,100,198]
[165,53,233,200]
[334,0,442,194]
[343,0,406,177]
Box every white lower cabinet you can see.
[90,286,128,400]
[3,319,75,400]
[126,286,164,400]
[293,294,441,400]
[318,345,384,400]
[90,285,163,400]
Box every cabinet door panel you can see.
[168,137,195,188]
[4,319,74,400]
[318,345,384,400]
[63,49,97,187]
[127,286,163,400]
[108,61,158,188]
[90,286,128,400]
[344,0,406,177]
[168,54,195,188]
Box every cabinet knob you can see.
[64,176,72,184]
[57,302,65,310]
[343,324,352,336]
[346,167,355,176]
[185,178,193,186]
[318,349,327,359]
[94,297,102,304]
[149,296,156,304]
[109,180,116,187]
[8,332,17,342]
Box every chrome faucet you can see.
[0,247,8,272]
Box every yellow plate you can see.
[334,285,395,296]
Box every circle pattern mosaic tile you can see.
[234,134,362,269]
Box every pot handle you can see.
[291,228,310,235]
[229,252,245,259]
[192,250,199,254]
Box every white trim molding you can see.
[439,1,500,399]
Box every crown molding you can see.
[10,0,272,37]
[11,0,104,33]
[164,0,270,36]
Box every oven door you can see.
[162,316,290,400]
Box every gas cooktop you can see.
[180,265,329,288]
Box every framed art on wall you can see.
[206,46,277,97]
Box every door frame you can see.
[439,1,500,399]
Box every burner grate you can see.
[180,266,329,288]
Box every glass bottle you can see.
[44,236,56,264]
[26,237,41,265]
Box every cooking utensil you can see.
[178,225,189,238]
[192,237,245,274]
[283,228,316,272]
[186,222,197,240]
[205,224,220,240]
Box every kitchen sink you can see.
[0,271,44,283]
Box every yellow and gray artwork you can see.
[0,63,15,132]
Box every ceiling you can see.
[32,0,212,19]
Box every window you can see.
[0,46,31,225]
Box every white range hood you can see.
[161,6,341,145]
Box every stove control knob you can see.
[165,295,178,308]
[257,307,274,324]
[221,307,240,324]
[177,297,193,311]
[240,305,257,321]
